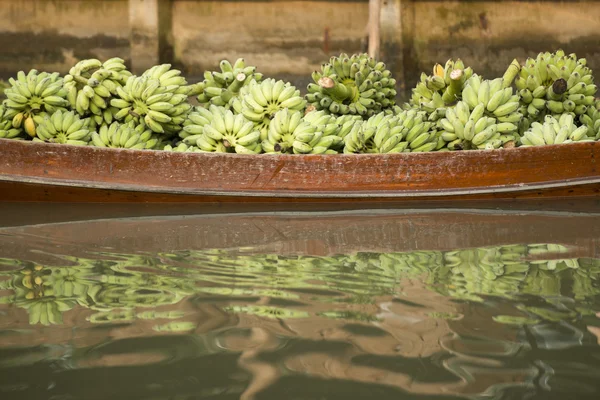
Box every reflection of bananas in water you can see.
[1,244,600,326]
[6,264,78,326]
[17,297,75,326]
[224,305,309,319]
[493,315,541,325]
[90,286,185,311]
[152,321,197,332]
[48,265,101,306]
[198,287,299,299]
[87,310,135,324]
[137,310,186,320]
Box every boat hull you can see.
[1,139,600,203]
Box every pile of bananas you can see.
[408,59,476,119]
[1,49,599,155]
[33,110,92,145]
[63,58,132,126]
[91,121,160,150]
[307,53,396,117]
[196,58,263,108]
[110,64,193,135]
[520,114,591,146]
[516,50,597,122]
[233,78,306,140]
[2,70,69,137]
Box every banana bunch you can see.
[306,53,396,117]
[353,111,433,153]
[233,78,306,140]
[516,50,597,120]
[263,108,339,154]
[142,63,197,96]
[334,114,364,141]
[179,106,215,141]
[394,109,438,152]
[163,142,202,152]
[3,69,69,137]
[33,110,92,145]
[110,72,193,135]
[342,110,437,153]
[303,109,341,135]
[408,59,476,118]
[197,58,263,108]
[91,121,160,150]
[188,106,262,154]
[341,118,375,153]
[0,79,9,98]
[462,76,521,119]
[438,100,518,150]
[520,114,591,146]
[302,109,344,150]
[63,58,132,125]
[579,100,600,139]
[0,105,23,139]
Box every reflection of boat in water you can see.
[1,206,600,259]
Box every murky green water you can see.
[1,204,600,399]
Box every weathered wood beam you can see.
[380,0,416,98]
[128,0,172,74]
[368,0,381,59]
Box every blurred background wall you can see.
[1,0,599,97]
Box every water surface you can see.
[0,204,599,400]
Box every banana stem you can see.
[304,104,317,115]
[502,59,521,89]
[448,69,463,93]
[443,69,463,104]
[318,77,351,102]
[228,73,247,93]
[552,78,567,95]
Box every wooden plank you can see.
[1,180,600,204]
[1,139,600,201]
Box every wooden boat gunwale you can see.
[1,138,600,201]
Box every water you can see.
[1,203,600,400]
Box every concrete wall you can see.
[0,0,130,75]
[0,0,599,94]
[397,0,600,89]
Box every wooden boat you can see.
[1,138,600,203]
